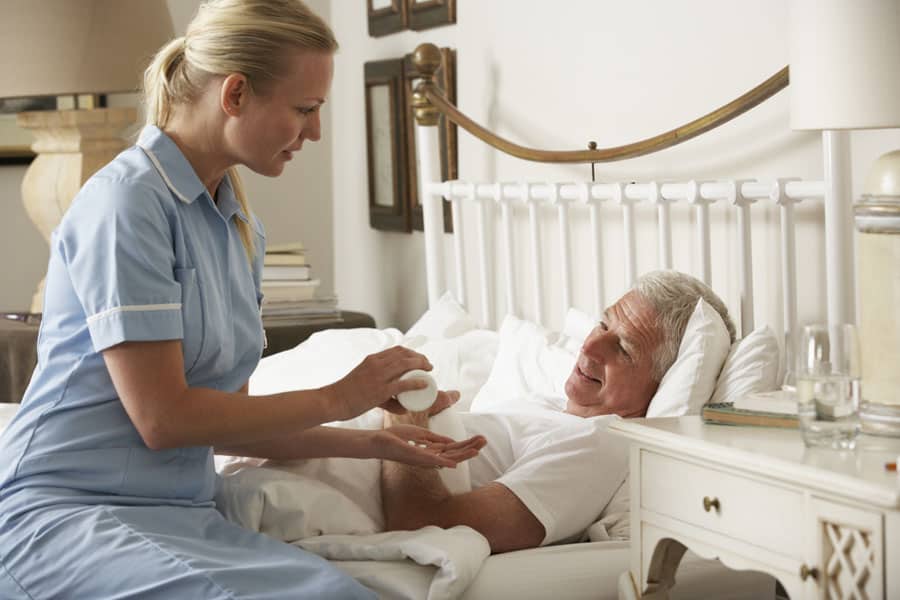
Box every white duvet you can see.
[217,408,490,600]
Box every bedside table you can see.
[609,417,900,600]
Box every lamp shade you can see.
[0,0,174,99]
[789,0,900,130]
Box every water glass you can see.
[796,324,861,449]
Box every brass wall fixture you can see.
[410,43,789,165]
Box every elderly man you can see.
[381,270,735,554]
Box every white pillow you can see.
[405,291,478,339]
[646,298,732,417]
[250,298,497,411]
[415,329,499,411]
[563,306,596,344]
[708,325,780,405]
[250,327,404,395]
[469,315,578,414]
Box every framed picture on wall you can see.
[403,47,457,232]
[407,0,456,31]
[364,58,411,232]
[368,0,407,37]
[0,97,55,166]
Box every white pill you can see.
[396,370,438,412]
[407,440,416,446]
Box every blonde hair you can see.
[142,0,338,260]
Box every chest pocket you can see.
[174,267,204,374]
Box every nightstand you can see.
[610,417,900,600]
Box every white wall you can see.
[0,0,335,310]
[3,1,897,332]
[328,0,900,331]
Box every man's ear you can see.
[220,73,249,117]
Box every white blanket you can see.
[298,528,489,600]
[217,453,490,600]
[216,406,487,599]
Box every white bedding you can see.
[0,296,780,599]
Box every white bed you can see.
[268,40,854,598]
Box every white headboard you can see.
[410,44,855,369]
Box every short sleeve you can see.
[495,416,628,545]
[58,177,184,352]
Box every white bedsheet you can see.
[216,406,492,599]
[299,527,489,600]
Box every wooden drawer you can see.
[640,450,806,559]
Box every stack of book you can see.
[261,242,340,323]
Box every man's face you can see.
[564,291,663,418]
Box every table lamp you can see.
[789,0,900,430]
[0,0,174,313]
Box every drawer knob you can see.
[799,564,819,581]
[702,496,720,512]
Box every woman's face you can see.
[226,49,334,177]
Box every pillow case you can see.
[469,315,581,414]
[646,298,732,417]
[708,325,780,405]
[405,291,478,340]
[250,293,497,410]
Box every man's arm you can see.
[381,411,545,554]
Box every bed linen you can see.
[0,401,775,599]
[329,540,774,600]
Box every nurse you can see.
[0,1,484,598]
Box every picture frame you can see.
[364,58,412,232]
[0,97,56,166]
[407,0,456,31]
[367,0,407,37]
[403,47,457,232]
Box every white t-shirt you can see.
[459,404,628,546]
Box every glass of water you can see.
[796,324,861,449]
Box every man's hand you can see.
[373,424,486,468]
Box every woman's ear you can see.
[220,73,249,117]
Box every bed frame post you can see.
[411,45,447,308]
[822,131,856,326]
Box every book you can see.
[263,265,311,280]
[261,297,338,318]
[263,253,307,266]
[732,390,797,415]
[702,402,799,429]
[266,241,305,254]
[262,313,343,326]
[261,279,320,302]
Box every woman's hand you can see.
[322,346,433,421]
[373,424,486,468]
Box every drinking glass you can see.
[796,324,861,449]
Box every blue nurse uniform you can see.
[0,126,374,599]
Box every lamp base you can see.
[17,107,137,313]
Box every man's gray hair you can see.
[633,270,736,381]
